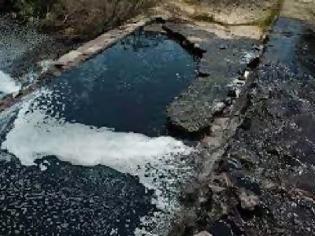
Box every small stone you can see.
[244,70,250,79]
[12,91,20,98]
[219,44,227,50]
[212,102,226,114]
[11,12,17,19]
[194,231,213,236]
[194,43,201,49]
[61,223,69,229]
[39,163,48,171]
[239,190,259,211]
[233,79,246,86]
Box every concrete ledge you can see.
[52,18,157,72]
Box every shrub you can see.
[44,0,155,39]
[8,0,54,17]
[8,0,156,39]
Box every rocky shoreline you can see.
[169,13,315,236]
[164,22,262,134]
[1,0,315,235]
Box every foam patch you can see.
[0,71,21,95]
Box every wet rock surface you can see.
[170,17,315,236]
[164,22,261,133]
[0,156,154,235]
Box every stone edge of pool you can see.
[0,14,268,138]
[0,15,165,111]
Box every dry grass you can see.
[42,0,156,39]
[193,0,283,29]
[8,0,287,39]
[161,0,282,27]
[9,0,156,40]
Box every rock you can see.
[169,16,315,236]
[194,231,213,236]
[238,189,259,211]
[243,70,250,79]
[165,22,260,133]
[211,102,226,114]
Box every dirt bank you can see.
[159,0,281,28]
[2,0,156,40]
[2,0,282,40]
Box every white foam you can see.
[0,89,195,234]
[3,105,190,170]
[1,89,193,186]
[0,71,21,95]
[38,59,54,73]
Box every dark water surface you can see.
[0,29,197,235]
[37,30,198,136]
[264,17,315,75]
[0,156,154,236]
